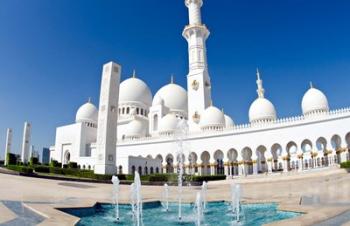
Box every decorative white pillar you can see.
[94,62,121,175]
[21,122,31,164]
[4,128,12,166]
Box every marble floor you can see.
[0,166,349,226]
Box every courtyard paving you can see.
[0,166,349,226]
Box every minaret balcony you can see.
[182,24,210,40]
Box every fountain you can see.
[163,183,169,211]
[111,175,120,221]
[130,183,135,214]
[195,191,203,226]
[65,178,302,226]
[231,183,241,223]
[201,181,208,210]
[174,119,188,221]
[130,172,142,226]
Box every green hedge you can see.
[47,167,113,180]
[34,165,50,173]
[122,174,225,183]
[68,162,78,169]
[340,161,350,168]
[188,175,226,182]
[6,165,33,174]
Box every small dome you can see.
[249,98,276,123]
[153,83,187,113]
[302,87,329,116]
[76,102,98,123]
[125,119,146,138]
[224,114,234,128]
[119,77,152,106]
[200,106,225,129]
[159,114,180,134]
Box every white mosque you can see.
[50,0,350,176]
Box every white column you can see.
[298,158,303,172]
[94,62,121,175]
[4,128,12,166]
[21,122,31,164]
[223,156,230,178]
[266,161,273,174]
[340,150,347,163]
[210,162,215,176]
[197,165,202,176]
[252,155,258,175]
[265,151,273,174]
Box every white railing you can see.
[117,107,350,145]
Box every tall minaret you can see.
[4,128,12,166]
[183,0,212,131]
[21,122,31,164]
[94,62,121,175]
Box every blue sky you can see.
[1,0,350,160]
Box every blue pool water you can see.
[61,202,301,226]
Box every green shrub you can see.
[68,162,78,169]
[340,161,350,168]
[30,157,39,166]
[50,160,60,167]
[6,153,17,165]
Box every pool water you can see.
[61,202,301,226]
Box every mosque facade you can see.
[50,0,350,176]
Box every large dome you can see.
[249,98,277,123]
[200,106,225,129]
[119,77,152,106]
[302,87,329,116]
[153,83,188,113]
[124,119,146,138]
[159,114,180,134]
[224,114,234,128]
[76,102,98,123]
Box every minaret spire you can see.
[170,74,174,84]
[256,68,265,98]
